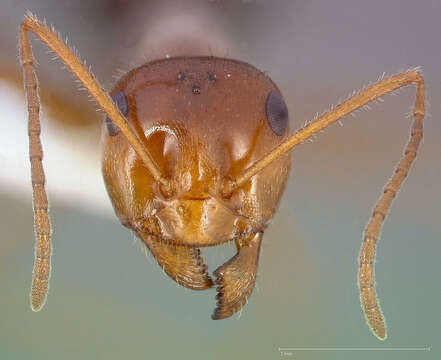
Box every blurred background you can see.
[0,1,440,359]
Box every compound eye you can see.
[265,91,288,136]
[105,90,129,136]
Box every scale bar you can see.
[278,347,431,351]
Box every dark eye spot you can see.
[177,72,186,81]
[106,90,128,136]
[192,85,201,94]
[208,73,217,82]
[265,91,288,136]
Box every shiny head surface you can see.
[101,57,291,314]
[101,57,291,247]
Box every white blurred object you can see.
[0,80,114,217]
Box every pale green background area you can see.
[0,0,440,359]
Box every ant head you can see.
[101,57,291,246]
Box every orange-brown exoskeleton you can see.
[101,58,291,320]
[19,14,425,340]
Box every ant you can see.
[19,13,425,340]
